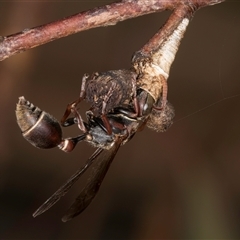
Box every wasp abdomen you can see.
[16,96,62,149]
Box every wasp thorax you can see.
[85,69,137,114]
[16,96,62,149]
[147,100,175,132]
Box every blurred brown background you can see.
[0,1,240,239]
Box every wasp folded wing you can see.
[33,147,103,218]
[62,137,123,222]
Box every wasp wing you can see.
[61,137,123,222]
[33,147,103,218]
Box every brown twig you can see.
[0,0,224,61]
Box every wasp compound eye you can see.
[147,100,175,132]
[16,96,62,149]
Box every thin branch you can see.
[0,0,224,61]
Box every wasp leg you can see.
[61,74,89,126]
[153,76,168,110]
[101,82,118,135]
[131,73,140,117]
[70,106,87,133]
